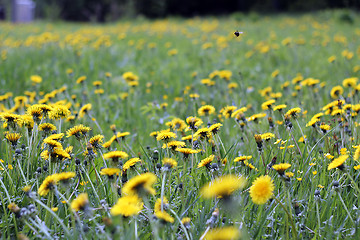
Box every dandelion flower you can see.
[71,193,89,211]
[204,226,240,240]
[38,174,59,196]
[272,163,291,175]
[197,155,215,168]
[201,175,247,199]
[249,175,274,205]
[111,195,143,217]
[122,173,157,196]
[198,105,216,116]
[328,155,348,170]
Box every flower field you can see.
[0,11,360,239]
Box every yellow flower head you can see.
[38,174,59,196]
[122,173,157,196]
[156,131,177,142]
[272,163,291,175]
[328,155,348,170]
[201,175,247,199]
[100,168,120,177]
[204,226,240,240]
[197,155,215,168]
[162,158,178,169]
[111,195,143,217]
[71,193,89,211]
[249,175,274,205]
[123,158,142,172]
[198,105,216,116]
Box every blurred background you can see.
[0,0,359,22]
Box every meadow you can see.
[0,10,360,239]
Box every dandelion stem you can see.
[315,200,321,237]
[169,208,191,240]
[337,192,355,225]
[274,196,297,239]
[161,171,167,212]
[33,198,71,237]
[345,171,360,196]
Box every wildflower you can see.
[176,148,201,158]
[168,118,187,131]
[249,175,274,205]
[162,141,186,151]
[195,128,211,140]
[319,123,331,133]
[273,104,287,112]
[208,123,222,135]
[354,147,360,161]
[342,77,358,88]
[354,165,360,170]
[116,131,130,139]
[162,158,178,170]
[285,107,301,118]
[181,217,191,228]
[45,133,64,141]
[26,105,43,121]
[56,172,76,183]
[247,113,266,122]
[66,124,91,139]
[198,105,216,116]
[234,156,252,162]
[89,135,104,149]
[111,195,143,217]
[122,173,157,196]
[186,116,203,130]
[328,155,348,170]
[155,210,175,223]
[285,172,294,178]
[1,112,21,128]
[254,134,263,152]
[306,118,319,127]
[272,163,291,175]
[39,123,57,133]
[43,138,62,150]
[100,168,120,178]
[204,226,240,240]
[201,175,247,199]
[76,76,86,84]
[30,75,42,84]
[261,132,275,141]
[123,158,141,172]
[221,106,237,118]
[197,155,215,169]
[71,193,89,211]
[156,131,177,142]
[330,86,343,99]
[38,174,59,196]
[103,151,129,164]
[261,99,276,110]
[78,104,92,118]
[5,133,21,147]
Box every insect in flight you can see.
[234,31,243,37]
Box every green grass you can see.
[0,10,360,239]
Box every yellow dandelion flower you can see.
[111,195,143,217]
[100,168,120,177]
[123,158,141,172]
[38,174,59,196]
[249,175,274,205]
[197,155,215,168]
[201,175,247,199]
[122,173,157,196]
[328,155,348,170]
[204,226,240,240]
[71,193,89,211]
[272,163,291,175]
[198,105,216,116]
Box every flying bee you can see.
[234,31,243,37]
